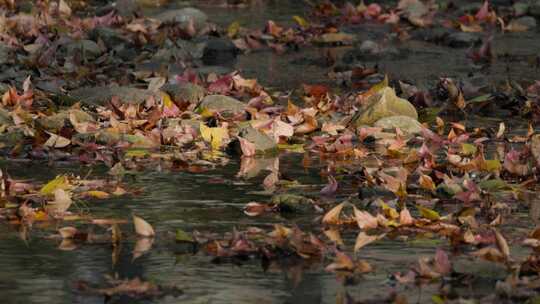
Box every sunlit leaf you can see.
[322,202,347,225]
[40,175,70,195]
[133,214,155,237]
[417,205,440,221]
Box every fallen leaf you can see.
[133,214,155,237]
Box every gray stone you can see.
[88,27,131,49]
[161,83,205,104]
[237,125,277,153]
[63,39,102,58]
[198,94,246,115]
[70,86,158,106]
[154,7,208,31]
[374,115,423,134]
[200,37,238,65]
[510,16,537,30]
[445,32,481,48]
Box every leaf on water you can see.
[354,232,382,252]
[353,206,378,230]
[238,136,256,157]
[176,229,194,243]
[81,190,110,199]
[133,214,155,237]
[227,21,241,38]
[434,248,451,275]
[417,205,440,221]
[40,175,70,195]
[322,202,347,225]
[200,123,227,151]
[133,237,154,260]
[380,201,399,219]
[292,15,309,28]
[59,226,78,239]
[46,189,73,214]
[493,228,510,258]
[323,228,344,246]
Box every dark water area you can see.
[2,0,540,303]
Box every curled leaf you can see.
[133,215,155,237]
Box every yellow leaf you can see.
[292,15,309,28]
[227,21,241,38]
[200,123,227,151]
[198,107,215,118]
[380,201,399,219]
[162,92,174,107]
[83,190,110,199]
[417,205,440,221]
[418,174,436,191]
[40,175,70,195]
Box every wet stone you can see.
[445,32,481,48]
[161,83,206,104]
[198,94,246,115]
[62,39,103,58]
[70,86,158,106]
[200,37,239,66]
[154,7,208,31]
[237,125,278,153]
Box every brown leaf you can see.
[133,215,155,237]
[353,207,378,230]
[59,226,78,239]
[493,228,510,258]
[354,232,384,252]
[323,202,347,225]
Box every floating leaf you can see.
[40,175,70,195]
[46,189,73,214]
[200,123,227,151]
[133,215,155,237]
[59,226,78,239]
[354,232,383,252]
[322,202,347,225]
[176,229,195,243]
[292,15,309,28]
[353,207,378,230]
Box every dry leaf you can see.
[133,214,155,237]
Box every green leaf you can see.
[417,205,440,221]
[40,175,69,195]
[176,229,195,243]
[461,143,477,156]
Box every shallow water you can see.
[2,1,540,303]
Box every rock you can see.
[237,125,277,153]
[200,37,239,65]
[445,32,481,48]
[161,83,205,104]
[508,16,537,30]
[197,94,246,115]
[343,40,402,62]
[63,39,102,58]
[531,1,540,17]
[374,115,423,134]
[271,194,314,213]
[37,113,68,131]
[355,87,418,126]
[88,27,131,49]
[358,186,395,201]
[154,7,208,31]
[70,86,158,106]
